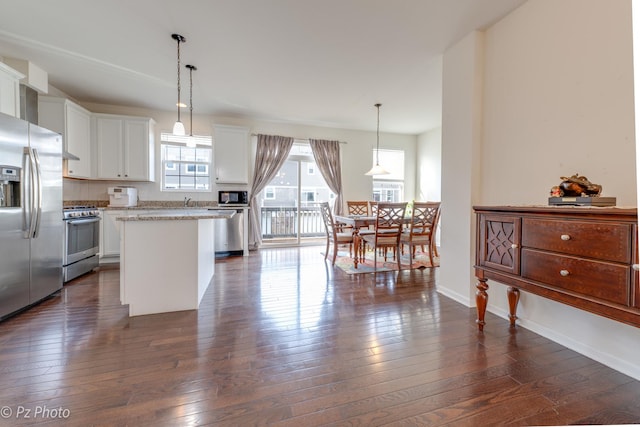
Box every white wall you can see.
[440,0,640,380]
[65,101,417,209]
[416,127,442,202]
[417,127,443,247]
[438,31,485,306]
[482,0,636,205]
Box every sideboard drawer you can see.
[522,218,632,263]
[521,248,630,306]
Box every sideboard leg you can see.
[507,287,520,327]
[476,278,489,331]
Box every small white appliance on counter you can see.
[108,186,138,207]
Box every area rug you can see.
[328,248,439,274]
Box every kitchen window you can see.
[160,132,212,191]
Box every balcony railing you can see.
[260,206,325,239]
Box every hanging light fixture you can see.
[171,33,186,136]
[185,64,197,148]
[365,103,390,175]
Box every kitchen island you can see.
[115,209,235,316]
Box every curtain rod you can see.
[250,133,347,144]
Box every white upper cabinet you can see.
[213,125,250,184]
[94,113,155,181]
[38,96,92,178]
[0,62,23,118]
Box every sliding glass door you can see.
[259,143,334,246]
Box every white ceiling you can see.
[0,0,525,135]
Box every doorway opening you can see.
[258,142,334,246]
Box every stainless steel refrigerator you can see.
[0,112,63,320]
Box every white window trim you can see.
[160,132,213,192]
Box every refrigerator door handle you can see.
[24,147,38,239]
[32,148,43,238]
[22,147,37,239]
[21,148,30,238]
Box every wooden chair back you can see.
[407,202,440,238]
[319,202,337,237]
[347,201,369,216]
[319,202,353,265]
[374,202,407,236]
[369,201,379,217]
[375,202,407,242]
[359,202,407,269]
[401,201,441,266]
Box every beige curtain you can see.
[249,134,294,247]
[309,139,344,216]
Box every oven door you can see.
[64,217,100,266]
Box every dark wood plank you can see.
[0,246,638,426]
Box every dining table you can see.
[335,214,430,269]
[333,215,377,268]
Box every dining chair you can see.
[360,202,408,270]
[369,201,379,217]
[400,201,441,266]
[431,204,441,258]
[367,201,389,257]
[319,202,353,265]
[347,201,370,216]
[346,200,375,236]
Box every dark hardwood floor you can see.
[1,246,640,426]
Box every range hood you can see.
[18,84,81,161]
[63,150,80,161]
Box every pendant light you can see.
[171,33,186,136]
[185,64,197,148]
[365,103,390,175]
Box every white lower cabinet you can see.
[100,209,125,262]
[101,210,154,261]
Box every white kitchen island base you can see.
[118,210,233,316]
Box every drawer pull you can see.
[560,234,571,241]
[511,244,518,249]
[560,269,570,277]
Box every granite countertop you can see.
[115,209,236,221]
[99,205,249,211]
[64,200,249,210]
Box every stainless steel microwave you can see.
[218,190,248,205]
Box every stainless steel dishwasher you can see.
[214,208,244,257]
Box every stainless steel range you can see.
[63,206,100,282]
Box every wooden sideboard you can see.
[474,206,639,331]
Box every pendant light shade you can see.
[172,33,186,136]
[172,121,186,136]
[365,103,390,176]
[365,164,389,176]
[185,64,197,148]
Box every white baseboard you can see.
[436,286,471,307]
[486,305,640,381]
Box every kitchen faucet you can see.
[184,197,191,207]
